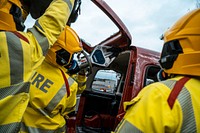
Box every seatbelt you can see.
[167,77,190,109]
[60,69,70,97]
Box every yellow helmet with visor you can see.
[159,9,200,76]
[45,25,83,69]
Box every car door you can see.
[71,0,132,54]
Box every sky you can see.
[25,0,197,52]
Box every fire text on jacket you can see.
[31,72,54,93]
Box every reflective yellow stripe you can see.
[162,79,196,131]
[0,122,20,133]
[21,122,66,133]
[115,119,142,133]
[0,82,30,100]
[27,26,49,56]
[6,32,23,85]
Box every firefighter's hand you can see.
[78,69,86,76]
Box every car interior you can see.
[76,50,131,133]
[75,48,161,133]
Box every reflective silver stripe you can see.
[115,119,142,133]
[27,103,51,117]
[161,79,176,89]
[21,122,66,133]
[27,26,49,56]
[65,0,73,12]
[0,82,30,100]
[35,20,44,32]
[178,87,196,132]
[162,80,196,131]
[68,77,75,86]
[44,85,66,114]
[0,122,20,133]
[44,77,75,115]
[6,32,23,84]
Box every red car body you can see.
[67,0,161,132]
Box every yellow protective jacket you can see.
[20,60,86,133]
[0,0,75,132]
[114,76,200,133]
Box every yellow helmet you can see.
[45,25,83,67]
[159,8,200,76]
[0,0,53,31]
[0,0,23,31]
[0,0,30,31]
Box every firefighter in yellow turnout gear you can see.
[114,9,200,132]
[0,0,76,132]
[21,26,87,133]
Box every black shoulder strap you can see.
[167,77,190,109]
